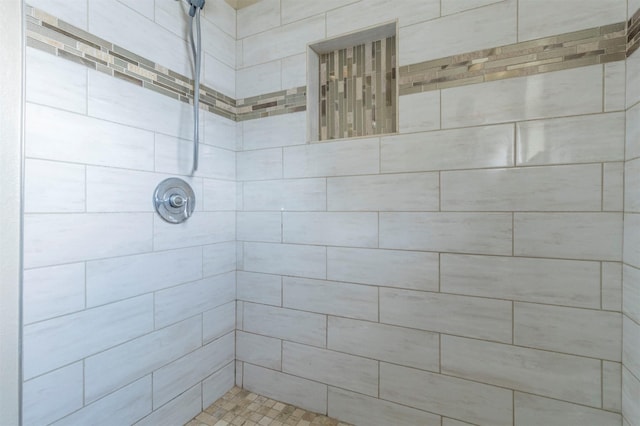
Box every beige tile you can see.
[380,288,512,343]
[603,361,622,413]
[514,392,622,426]
[440,254,601,308]
[380,363,513,425]
[441,335,602,406]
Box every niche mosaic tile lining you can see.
[185,387,352,426]
[319,36,396,140]
[25,5,640,125]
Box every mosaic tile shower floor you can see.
[185,387,352,426]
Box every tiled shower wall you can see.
[22,1,237,425]
[236,1,631,425]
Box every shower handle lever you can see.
[168,193,191,218]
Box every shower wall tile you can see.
[284,138,380,178]
[379,212,513,255]
[135,383,202,426]
[23,295,154,380]
[603,361,623,412]
[603,162,624,211]
[514,303,622,361]
[328,387,441,426]
[440,254,601,308]
[22,362,83,426]
[237,212,282,242]
[380,124,514,173]
[624,265,640,324]
[84,316,202,403]
[514,393,622,426]
[24,213,153,268]
[237,148,283,181]
[281,0,358,25]
[243,242,326,278]
[281,53,307,88]
[327,247,439,291]
[203,53,236,99]
[203,301,236,343]
[202,362,235,408]
[152,332,234,408]
[628,45,640,108]
[628,104,640,161]
[236,271,282,306]
[282,212,378,247]
[380,363,513,426]
[441,164,602,212]
[242,303,326,347]
[236,0,280,39]
[28,0,88,30]
[282,342,379,397]
[242,112,306,150]
[398,90,441,134]
[243,179,326,212]
[441,0,504,16]
[153,211,235,251]
[202,241,237,277]
[154,138,234,180]
[154,272,235,329]
[623,315,640,380]
[51,376,151,426]
[626,158,640,212]
[327,317,440,372]
[283,277,378,321]
[327,172,439,212]
[242,364,327,414]
[518,0,626,42]
[623,367,640,426]
[203,180,237,212]
[25,103,155,171]
[86,247,202,307]
[202,113,237,151]
[605,61,627,112]
[23,263,86,325]
[117,0,154,20]
[441,335,602,407]
[24,159,85,213]
[516,113,626,166]
[441,65,603,128]
[236,60,281,99]
[399,0,516,65]
[236,331,282,370]
[514,212,623,261]
[26,48,87,114]
[380,288,513,343]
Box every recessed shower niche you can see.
[307,22,398,141]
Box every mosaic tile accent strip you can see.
[629,8,640,57]
[319,36,396,140]
[185,387,352,426]
[398,22,627,95]
[236,87,307,121]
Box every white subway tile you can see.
[29,0,88,29]
[204,53,236,99]
[442,164,602,211]
[622,367,640,425]
[380,363,513,426]
[518,0,626,41]
[203,301,236,343]
[514,302,621,361]
[626,103,640,160]
[442,335,602,407]
[327,247,439,291]
[237,0,280,38]
[243,242,326,279]
[24,213,153,268]
[202,179,236,212]
[380,212,513,255]
[281,53,307,89]
[23,362,83,426]
[203,241,236,277]
[152,332,234,407]
[284,138,380,178]
[243,179,326,211]
[328,317,439,372]
[283,277,378,321]
[153,211,235,251]
[628,46,640,109]
[441,254,601,308]
[514,213,623,261]
[25,103,155,171]
[236,271,282,306]
[237,148,283,181]
[237,212,282,242]
[626,159,640,213]
[23,263,85,324]
[202,362,235,408]
[605,61,626,112]
[327,172,439,211]
[235,361,243,387]
[117,0,154,19]
[236,331,282,370]
[24,295,153,379]
[514,392,622,426]
[134,383,202,426]
[155,135,235,180]
[86,247,202,307]
[380,288,512,343]
[283,212,378,247]
[603,262,623,312]
[328,387,441,426]
[243,112,306,150]
[441,66,603,128]
[25,159,85,213]
[516,112,625,166]
[281,0,358,24]
[202,112,237,151]
[623,316,640,380]
[283,342,378,396]
[604,162,624,211]
[243,364,327,414]
[243,303,326,347]
[154,272,235,328]
[381,124,514,173]
[603,361,622,413]
[399,0,516,65]
[624,265,640,324]
[398,90,441,134]
[52,376,151,426]
[84,317,202,403]
[441,0,503,15]
[237,60,281,99]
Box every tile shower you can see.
[19,1,640,426]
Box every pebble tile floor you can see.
[185,387,352,426]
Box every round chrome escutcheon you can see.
[153,178,196,224]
